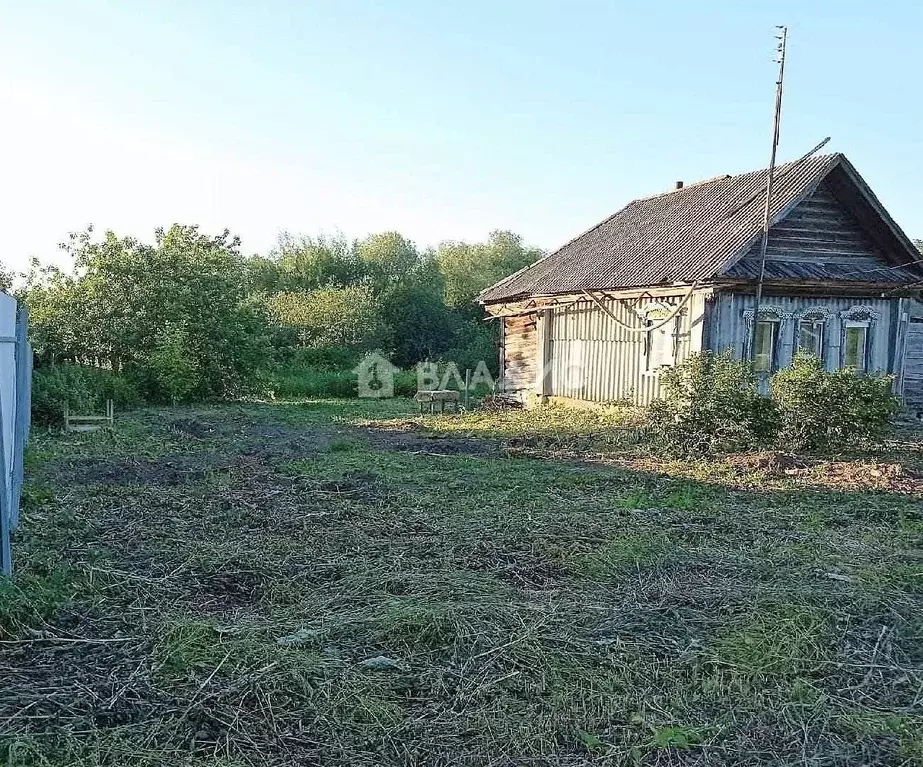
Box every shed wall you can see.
[500,313,538,398]
[547,291,709,405]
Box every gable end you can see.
[724,179,920,284]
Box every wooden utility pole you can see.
[748,26,787,367]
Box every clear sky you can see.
[1,0,920,271]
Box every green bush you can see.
[647,351,778,456]
[147,323,201,403]
[32,364,143,426]
[269,369,358,399]
[290,346,361,371]
[771,354,900,452]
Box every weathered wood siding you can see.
[904,319,923,409]
[546,291,709,405]
[727,181,889,280]
[500,314,538,398]
[707,293,900,376]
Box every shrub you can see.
[147,324,201,403]
[290,346,361,371]
[770,354,900,452]
[647,351,778,456]
[265,285,383,349]
[268,369,358,399]
[31,364,143,426]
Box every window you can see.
[645,315,675,371]
[752,320,777,373]
[843,324,868,371]
[839,306,879,373]
[797,318,825,358]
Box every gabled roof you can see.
[479,153,923,304]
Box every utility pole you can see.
[748,26,787,368]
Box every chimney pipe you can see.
[675,180,684,190]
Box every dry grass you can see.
[2,400,922,766]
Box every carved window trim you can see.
[794,307,832,360]
[742,305,792,326]
[794,306,833,322]
[742,306,789,373]
[634,301,675,321]
[839,304,881,323]
[839,305,878,372]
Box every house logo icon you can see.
[353,352,400,398]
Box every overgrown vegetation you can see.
[22,227,540,422]
[647,351,778,455]
[648,352,901,456]
[772,353,902,452]
[3,401,922,765]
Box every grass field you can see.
[3,399,923,766]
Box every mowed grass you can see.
[2,399,923,766]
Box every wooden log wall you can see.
[500,313,538,399]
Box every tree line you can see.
[17,224,542,418]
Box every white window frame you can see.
[842,320,870,372]
[640,303,678,373]
[794,308,831,361]
[752,319,779,374]
[838,305,880,373]
[743,305,790,375]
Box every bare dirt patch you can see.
[51,453,233,486]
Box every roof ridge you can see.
[628,152,842,205]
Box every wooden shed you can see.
[479,153,923,407]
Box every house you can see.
[906,299,923,413]
[478,153,923,407]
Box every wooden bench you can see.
[414,390,460,414]
[64,400,114,432]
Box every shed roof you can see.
[480,153,922,304]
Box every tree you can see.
[355,232,422,292]
[0,262,14,293]
[272,232,362,291]
[379,281,456,366]
[436,231,543,317]
[265,285,382,349]
[24,225,267,400]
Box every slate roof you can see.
[480,153,922,303]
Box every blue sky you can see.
[1,0,920,270]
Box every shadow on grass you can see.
[3,402,923,766]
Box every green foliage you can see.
[147,323,201,403]
[270,231,361,290]
[31,364,142,426]
[355,231,423,291]
[290,346,361,371]
[650,352,901,456]
[25,225,267,403]
[647,351,778,456]
[265,285,383,349]
[436,231,542,317]
[379,281,456,366]
[771,353,900,452]
[267,363,417,399]
[23,224,542,412]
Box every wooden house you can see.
[479,153,923,407]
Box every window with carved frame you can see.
[839,306,879,373]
